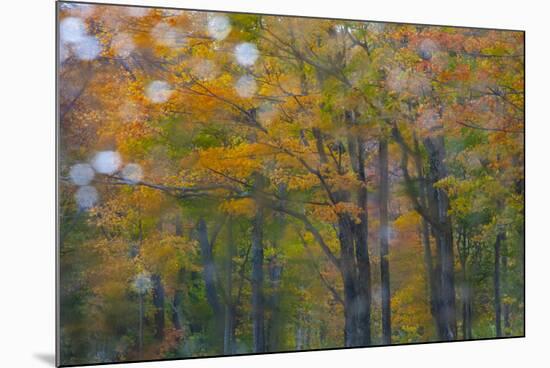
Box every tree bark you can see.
[502,239,511,336]
[195,218,224,350]
[172,217,185,332]
[171,271,184,331]
[411,136,440,338]
[354,137,372,347]
[394,127,455,340]
[223,217,236,354]
[458,229,473,340]
[251,208,266,353]
[494,230,504,337]
[151,274,165,341]
[424,135,457,340]
[341,128,372,347]
[339,215,359,347]
[379,138,391,345]
[267,187,286,352]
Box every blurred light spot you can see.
[60,17,86,43]
[75,185,98,210]
[112,33,135,58]
[69,163,95,186]
[207,15,231,41]
[151,22,186,48]
[234,42,259,66]
[91,151,122,175]
[133,272,152,294]
[74,35,102,61]
[121,163,143,184]
[418,38,439,60]
[235,75,257,98]
[146,80,173,103]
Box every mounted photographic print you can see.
[56,1,525,366]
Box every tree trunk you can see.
[251,208,266,353]
[420,218,441,336]
[346,132,372,347]
[411,136,440,338]
[172,217,185,332]
[267,188,286,352]
[195,218,224,350]
[223,217,235,354]
[353,215,372,348]
[138,294,144,358]
[395,127,454,340]
[424,135,457,340]
[458,230,473,340]
[379,138,391,345]
[494,230,504,337]
[172,275,184,331]
[339,215,359,347]
[151,274,165,341]
[502,240,511,336]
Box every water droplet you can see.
[60,17,86,43]
[146,80,173,103]
[418,38,438,60]
[75,185,98,210]
[121,163,143,184]
[74,35,102,61]
[235,75,257,98]
[69,163,95,186]
[234,42,259,66]
[91,151,122,175]
[207,15,231,41]
[133,272,152,294]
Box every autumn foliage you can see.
[58,2,524,365]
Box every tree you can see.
[58,3,524,364]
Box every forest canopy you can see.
[57,2,524,366]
